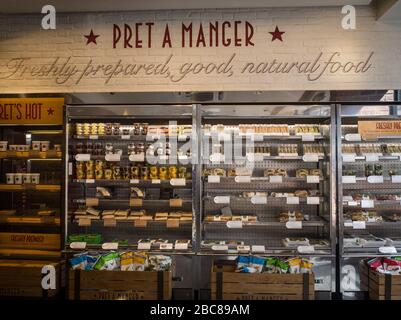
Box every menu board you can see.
[358,120,401,140]
[0,98,64,125]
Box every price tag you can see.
[286,221,302,229]
[130,179,139,184]
[178,134,188,142]
[306,175,319,184]
[75,154,91,161]
[251,195,267,204]
[160,243,173,250]
[70,242,87,249]
[343,196,354,202]
[297,245,315,254]
[105,154,121,162]
[345,134,361,142]
[170,199,183,207]
[175,242,189,250]
[348,201,358,207]
[104,218,117,227]
[210,153,224,163]
[269,176,283,183]
[303,154,319,162]
[214,196,230,204]
[134,220,147,228]
[246,153,264,162]
[235,176,251,183]
[361,199,374,208]
[391,175,401,183]
[344,221,353,227]
[102,242,118,250]
[237,245,251,252]
[352,221,366,229]
[170,178,186,186]
[302,134,315,142]
[85,198,99,206]
[287,197,300,205]
[226,220,243,229]
[85,179,95,184]
[208,175,220,183]
[129,153,145,162]
[307,197,320,205]
[367,176,384,184]
[342,154,356,163]
[211,245,228,251]
[250,134,264,142]
[89,135,98,140]
[166,219,180,228]
[251,245,265,253]
[379,246,397,254]
[365,154,379,162]
[78,218,91,227]
[152,179,161,184]
[343,176,356,184]
[138,242,151,250]
[121,135,130,140]
[130,199,143,207]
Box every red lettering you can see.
[245,21,254,46]
[234,21,241,46]
[135,23,142,48]
[113,24,121,48]
[162,24,172,48]
[146,22,154,48]
[196,24,206,47]
[182,23,193,47]
[124,24,133,48]
[222,21,231,47]
[209,22,218,47]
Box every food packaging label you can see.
[226,220,243,229]
[270,176,283,183]
[297,245,315,253]
[75,154,91,161]
[211,245,228,251]
[246,153,264,162]
[361,200,374,208]
[345,133,361,142]
[342,176,356,184]
[379,246,397,254]
[307,175,320,184]
[170,178,186,186]
[251,195,267,204]
[352,221,366,229]
[85,179,95,184]
[152,179,161,184]
[214,196,230,204]
[367,175,384,184]
[129,153,145,162]
[208,175,220,183]
[70,242,87,249]
[235,176,251,183]
[89,135,98,140]
[251,245,265,253]
[365,154,379,162]
[102,242,118,250]
[170,199,183,207]
[138,242,151,250]
[348,201,358,207]
[160,243,173,250]
[130,179,139,184]
[237,245,251,252]
[175,242,189,250]
[302,134,315,142]
[307,197,320,205]
[303,154,319,162]
[286,221,302,229]
[105,154,121,162]
[342,154,356,162]
[391,175,401,183]
[287,196,300,205]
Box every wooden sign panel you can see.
[0,98,63,125]
[358,121,401,140]
[0,232,60,250]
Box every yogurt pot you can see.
[32,141,41,151]
[31,173,40,184]
[17,145,29,152]
[22,173,31,184]
[40,141,50,152]
[0,141,8,152]
[54,144,62,152]
[9,145,18,151]
[6,173,15,184]
[14,173,23,184]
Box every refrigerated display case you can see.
[197,104,337,297]
[64,105,197,298]
[338,103,401,296]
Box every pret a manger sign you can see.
[358,121,401,140]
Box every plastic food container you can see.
[31,173,40,184]
[40,141,50,152]
[6,173,14,184]
[0,141,8,152]
[14,173,23,184]
[22,173,31,184]
[32,141,41,151]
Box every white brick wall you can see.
[0,6,400,93]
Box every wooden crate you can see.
[0,260,64,298]
[0,232,60,250]
[360,260,401,300]
[211,263,315,300]
[68,269,172,300]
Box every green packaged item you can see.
[277,259,289,274]
[94,252,120,271]
[265,257,278,273]
[112,239,129,246]
[84,234,103,244]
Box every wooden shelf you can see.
[0,184,61,191]
[0,150,62,159]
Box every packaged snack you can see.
[276,259,290,274]
[94,252,120,271]
[132,252,148,271]
[265,257,278,273]
[85,255,100,270]
[148,255,172,271]
[300,258,314,273]
[120,252,134,271]
[69,254,87,270]
[236,256,250,272]
[249,256,265,273]
[287,257,302,274]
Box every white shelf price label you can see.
[89,135,98,140]
[391,175,401,183]
[211,245,228,251]
[269,176,283,183]
[121,135,130,140]
[342,154,356,163]
[361,200,374,208]
[70,242,87,249]
[348,201,358,207]
[75,154,91,161]
[367,176,384,184]
[85,179,95,184]
[235,176,251,183]
[152,179,161,184]
[303,154,319,162]
[342,176,356,184]
[251,134,264,142]
[286,221,302,229]
[246,153,264,162]
[297,245,315,254]
[307,175,320,184]
[237,245,250,252]
[129,153,145,162]
[226,220,243,229]
[251,245,265,253]
[208,175,221,183]
[210,153,224,163]
[178,134,188,142]
[130,179,139,184]
[302,134,315,142]
[365,154,379,162]
[170,178,186,186]
[379,246,397,254]
[175,242,189,250]
[102,242,118,250]
[251,195,267,205]
[344,221,353,227]
[286,197,300,205]
[138,242,151,250]
[352,221,366,229]
[105,154,121,162]
[345,134,361,142]
[214,196,230,204]
[160,243,173,250]
[307,197,320,205]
